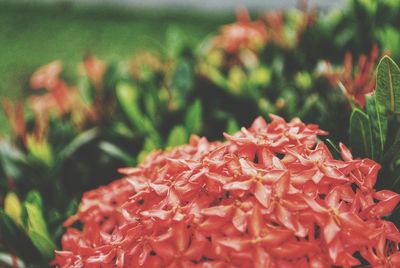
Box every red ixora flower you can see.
[213,8,268,53]
[54,115,400,268]
[319,44,379,108]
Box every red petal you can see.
[254,182,271,208]
[201,205,234,218]
[223,180,253,191]
[339,143,353,161]
[368,195,400,217]
[274,171,290,198]
[232,208,247,233]
[216,236,250,251]
[323,216,341,244]
[249,205,262,237]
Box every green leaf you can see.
[0,209,41,263]
[375,56,400,115]
[116,83,161,145]
[325,139,341,159]
[365,95,387,160]
[185,99,202,134]
[22,200,56,259]
[166,125,188,147]
[99,142,135,165]
[26,135,53,166]
[170,60,194,109]
[0,209,25,243]
[59,128,98,161]
[4,192,22,225]
[25,191,43,209]
[116,82,143,130]
[226,118,240,134]
[349,109,374,158]
[0,139,26,178]
[29,231,55,260]
[383,126,400,161]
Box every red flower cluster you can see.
[213,8,268,53]
[54,115,400,267]
[320,44,379,108]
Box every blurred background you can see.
[0,0,345,99]
[2,0,400,266]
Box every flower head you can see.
[54,115,399,267]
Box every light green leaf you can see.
[116,83,161,145]
[226,118,240,134]
[22,198,56,259]
[166,126,188,147]
[116,83,142,130]
[26,135,53,166]
[349,109,374,158]
[25,191,43,209]
[4,192,22,225]
[375,56,400,115]
[99,142,135,164]
[185,99,202,135]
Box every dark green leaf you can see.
[325,139,341,159]
[59,128,98,161]
[365,95,387,160]
[185,99,202,135]
[349,108,374,158]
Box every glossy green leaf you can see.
[349,108,374,158]
[185,99,202,135]
[375,56,400,115]
[365,95,387,160]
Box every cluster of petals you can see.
[319,44,379,108]
[54,115,400,267]
[213,8,268,53]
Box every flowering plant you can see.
[54,115,399,267]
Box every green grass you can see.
[0,4,233,131]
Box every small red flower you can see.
[213,8,267,53]
[320,44,379,108]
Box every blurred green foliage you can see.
[1,0,400,266]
